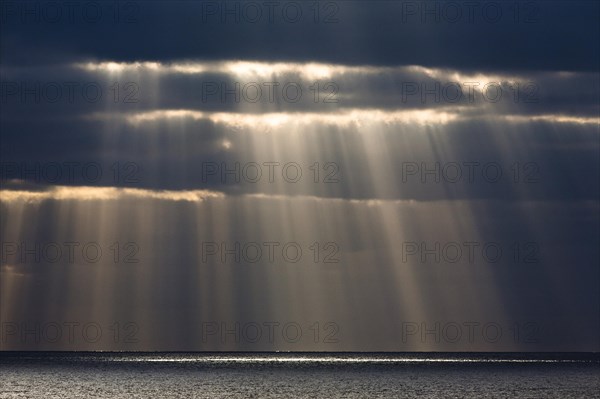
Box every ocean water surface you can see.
[1,352,599,398]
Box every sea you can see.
[1,352,599,398]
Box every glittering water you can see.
[1,353,599,398]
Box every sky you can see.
[0,0,599,352]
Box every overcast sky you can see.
[1,1,598,352]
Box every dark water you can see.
[1,352,599,398]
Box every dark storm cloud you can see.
[1,114,599,201]
[1,1,598,72]
[1,61,598,201]
[1,63,598,116]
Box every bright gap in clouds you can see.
[119,109,461,127]
[86,109,599,129]
[74,60,521,82]
[0,186,224,203]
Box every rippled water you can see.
[1,353,599,398]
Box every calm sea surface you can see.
[1,352,599,398]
